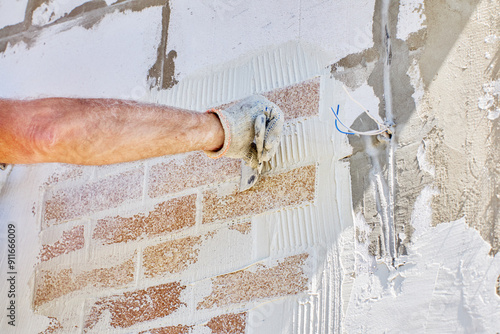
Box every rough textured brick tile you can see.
[139,325,192,334]
[39,225,85,262]
[43,168,144,227]
[203,165,316,223]
[148,152,240,198]
[198,254,309,309]
[93,194,196,245]
[43,165,86,187]
[228,221,252,235]
[206,312,247,334]
[39,317,63,334]
[34,257,135,309]
[84,283,186,331]
[143,236,202,278]
[263,78,320,120]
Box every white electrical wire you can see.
[332,86,391,136]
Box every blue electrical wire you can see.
[332,105,355,135]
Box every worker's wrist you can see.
[203,111,225,152]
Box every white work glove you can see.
[205,95,284,169]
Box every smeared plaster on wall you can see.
[337,0,420,259]
[0,0,166,54]
[419,0,500,254]
[148,1,178,90]
[0,0,29,30]
[0,6,163,98]
[396,0,425,41]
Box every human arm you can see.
[0,98,225,165]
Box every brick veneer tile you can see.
[84,283,186,330]
[228,221,252,235]
[263,78,320,120]
[43,168,144,227]
[143,236,202,278]
[34,257,135,308]
[139,325,192,334]
[39,225,85,262]
[206,312,247,334]
[93,194,196,245]
[198,254,309,309]
[43,165,86,187]
[39,317,63,334]
[203,165,316,223]
[148,152,240,198]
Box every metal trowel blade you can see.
[240,162,259,192]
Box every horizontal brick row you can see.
[92,194,196,245]
[80,254,307,330]
[34,256,135,309]
[203,165,316,223]
[198,253,309,310]
[43,168,144,227]
[148,152,240,198]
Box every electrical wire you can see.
[332,86,391,136]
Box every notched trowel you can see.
[240,114,267,192]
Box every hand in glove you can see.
[205,95,284,169]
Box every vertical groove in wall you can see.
[270,206,318,255]
[272,121,315,170]
[292,294,319,334]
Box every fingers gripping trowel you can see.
[240,114,266,191]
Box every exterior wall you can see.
[0,0,499,333]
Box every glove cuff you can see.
[204,108,231,159]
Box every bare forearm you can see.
[0,98,224,165]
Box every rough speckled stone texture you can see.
[84,282,186,330]
[43,168,144,227]
[39,225,85,262]
[217,78,320,121]
[206,312,247,334]
[43,165,86,188]
[93,194,196,244]
[228,221,252,235]
[143,236,202,277]
[263,77,320,120]
[148,152,240,198]
[203,165,316,223]
[34,257,135,309]
[39,317,64,334]
[139,325,192,334]
[198,254,309,309]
